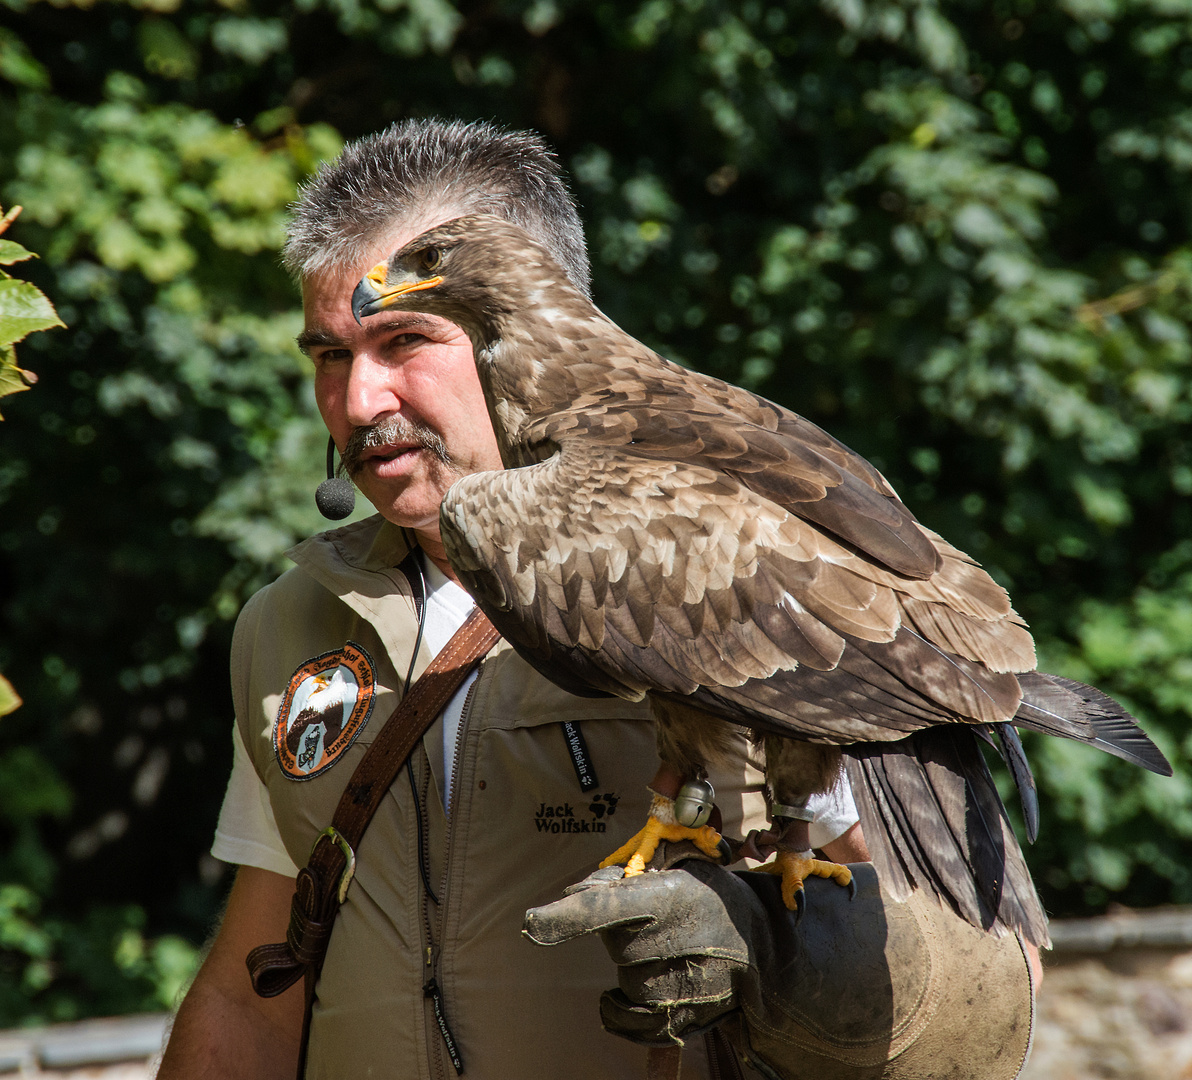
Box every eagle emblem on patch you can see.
[274,642,376,780]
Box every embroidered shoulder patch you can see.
[274,641,376,781]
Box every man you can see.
[158,119,1031,1080]
[157,119,872,1080]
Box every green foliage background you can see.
[1,0,1190,1023]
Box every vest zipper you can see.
[444,672,480,822]
[423,665,482,1079]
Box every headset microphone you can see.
[315,434,356,520]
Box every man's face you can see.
[298,216,503,536]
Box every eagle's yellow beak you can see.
[351,261,443,324]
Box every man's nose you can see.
[344,352,401,428]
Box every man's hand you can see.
[525,861,748,1043]
[524,859,1035,1080]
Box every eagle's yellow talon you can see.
[624,853,648,877]
[754,851,853,911]
[600,814,723,876]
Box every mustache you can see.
[340,415,456,476]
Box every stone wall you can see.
[1024,907,1192,1080]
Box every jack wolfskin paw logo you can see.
[588,793,620,819]
[534,795,621,836]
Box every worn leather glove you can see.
[523,858,1035,1080]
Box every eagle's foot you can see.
[599,794,723,877]
[753,850,854,912]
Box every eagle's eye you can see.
[420,247,442,273]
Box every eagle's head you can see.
[350,214,577,347]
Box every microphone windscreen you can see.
[315,477,356,520]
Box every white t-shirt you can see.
[419,559,482,813]
[806,775,860,851]
[211,558,858,874]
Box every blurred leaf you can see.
[0,674,19,717]
[0,747,73,823]
[0,29,48,90]
[0,352,35,419]
[0,230,60,419]
[210,17,288,65]
[138,18,197,81]
[0,240,33,265]
[0,279,63,347]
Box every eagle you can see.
[286,668,352,758]
[350,214,1170,944]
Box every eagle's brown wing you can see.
[443,416,1061,941]
[441,374,1035,746]
[510,321,944,574]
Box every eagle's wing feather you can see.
[1014,672,1172,775]
[561,379,943,581]
[523,320,941,579]
[441,424,1029,744]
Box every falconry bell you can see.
[673,779,716,829]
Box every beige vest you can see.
[232,516,770,1079]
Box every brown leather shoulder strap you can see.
[246,607,499,1005]
[330,606,500,851]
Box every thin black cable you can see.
[401,539,439,906]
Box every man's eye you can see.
[392,333,428,348]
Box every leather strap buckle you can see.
[312,825,357,903]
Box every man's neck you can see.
[413,526,459,583]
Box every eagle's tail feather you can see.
[1014,672,1172,776]
[846,728,1050,948]
[993,722,1040,844]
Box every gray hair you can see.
[283,118,591,297]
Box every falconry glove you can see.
[523,859,1036,1080]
